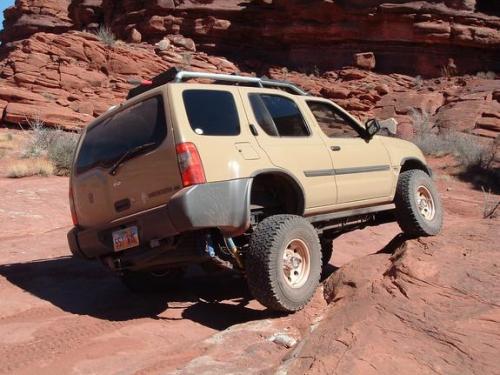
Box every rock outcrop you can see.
[281,220,499,374]
[2,1,499,76]
[0,30,238,128]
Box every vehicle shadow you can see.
[0,256,278,329]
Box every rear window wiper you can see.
[109,142,156,176]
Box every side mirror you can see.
[365,118,381,139]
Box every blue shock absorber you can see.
[205,233,215,258]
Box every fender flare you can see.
[400,157,433,177]
[250,168,306,216]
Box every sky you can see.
[0,0,15,30]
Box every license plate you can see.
[112,226,139,251]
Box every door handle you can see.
[330,146,341,151]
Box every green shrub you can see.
[95,26,116,47]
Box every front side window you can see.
[183,90,240,136]
[249,94,310,137]
[307,101,361,138]
[76,96,167,174]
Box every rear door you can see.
[306,100,394,204]
[72,92,182,228]
[168,84,268,182]
[240,88,336,208]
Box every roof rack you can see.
[127,67,308,99]
[174,71,309,96]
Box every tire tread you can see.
[246,215,321,312]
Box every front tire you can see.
[394,169,443,237]
[246,215,322,312]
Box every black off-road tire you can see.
[394,169,443,237]
[120,268,185,293]
[246,215,322,312]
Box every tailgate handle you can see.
[330,146,341,151]
[114,198,131,212]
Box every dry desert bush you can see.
[410,108,493,170]
[14,115,79,177]
[7,159,54,178]
[481,187,500,219]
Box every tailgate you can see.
[71,94,182,228]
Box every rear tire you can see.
[394,169,443,237]
[246,215,322,312]
[120,268,185,293]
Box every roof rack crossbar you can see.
[174,71,307,95]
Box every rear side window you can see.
[76,96,167,174]
[183,90,240,136]
[249,94,309,137]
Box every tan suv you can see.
[67,68,442,312]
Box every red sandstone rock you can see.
[283,215,499,374]
[2,1,499,76]
[4,102,92,129]
[0,30,243,129]
[377,91,445,115]
[338,68,369,81]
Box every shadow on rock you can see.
[376,233,409,254]
[0,256,275,328]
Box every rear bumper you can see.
[68,178,252,259]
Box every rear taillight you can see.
[69,186,78,226]
[176,142,206,187]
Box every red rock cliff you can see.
[2,0,500,76]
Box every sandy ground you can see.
[0,174,401,374]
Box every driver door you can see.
[305,100,395,205]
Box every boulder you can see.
[155,37,171,51]
[353,52,376,70]
[128,28,142,43]
[169,35,196,52]
[320,86,351,99]
[375,84,391,95]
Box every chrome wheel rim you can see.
[415,185,435,221]
[282,239,311,289]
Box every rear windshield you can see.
[75,96,167,174]
[183,90,240,136]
